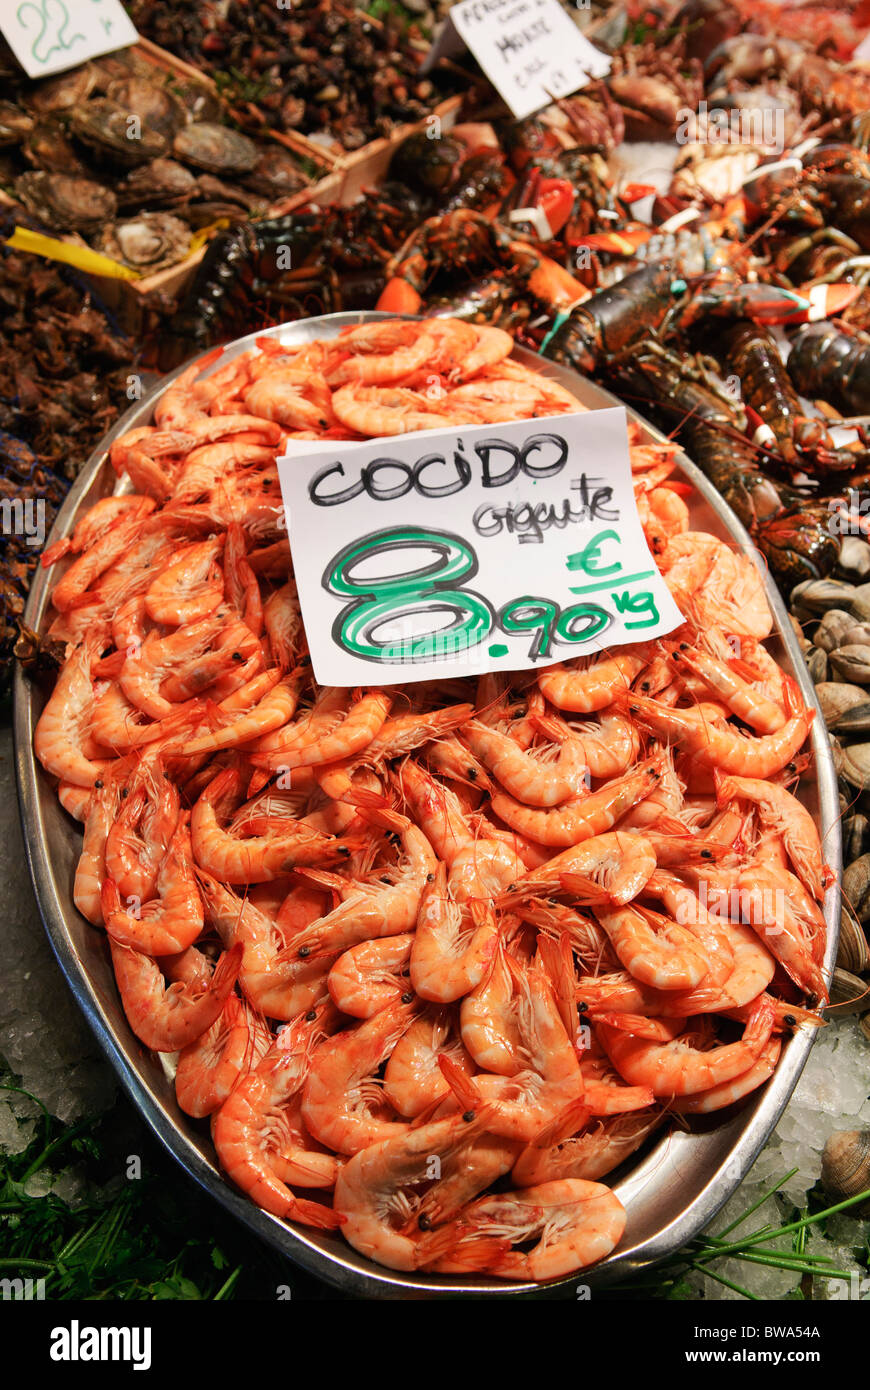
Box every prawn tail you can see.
[291,1197,346,1231]
[418,1229,510,1272]
[438,1054,483,1113]
[346,787,410,833]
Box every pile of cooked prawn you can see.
[33,319,831,1284]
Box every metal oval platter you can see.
[14,311,840,1299]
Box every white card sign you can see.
[0,0,138,79]
[278,408,683,687]
[425,0,611,120]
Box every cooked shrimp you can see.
[537,653,647,713]
[597,994,776,1097]
[716,773,829,902]
[462,718,590,807]
[34,630,113,787]
[410,862,499,1002]
[302,999,420,1155]
[431,1179,626,1280]
[327,935,415,1018]
[504,830,656,908]
[594,903,712,992]
[512,1104,661,1186]
[490,757,666,848]
[175,996,271,1118]
[383,1005,474,1118]
[109,938,242,1052]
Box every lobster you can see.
[787,320,870,417]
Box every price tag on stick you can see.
[424,0,611,120]
[0,0,137,79]
[278,407,684,687]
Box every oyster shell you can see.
[167,80,222,126]
[173,122,258,176]
[243,147,307,199]
[23,119,86,175]
[117,158,197,211]
[71,99,168,167]
[0,101,33,147]
[15,170,116,233]
[97,212,191,275]
[25,65,96,114]
[106,78,185,142]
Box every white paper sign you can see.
[425,0,610,120]
[278,408,683,687]
[0,0,138,79]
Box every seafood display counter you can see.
[14,315,839,1296]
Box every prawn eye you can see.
[426,873,435,882]
[418,1214,432,1230]
[305,1010,317,1021]
[94,779,103,789]
[298,946,311,958]
[231,651,243,661]
[577,1001,588,1014]
[701,850,713,860]
[462,1110,475,1122]
[784,1013,796,1026]
[338,846,350,856]
[401,992,413,1004]
[467,768,477,781]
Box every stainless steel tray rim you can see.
[13,311,841,1298]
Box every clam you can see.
[814,608,856,653]
[820,1130,870,1213]
[839,535,870,580]
[805,645,828,683]
[70,99,168,168]
[105,77,185,142]
[0,101,33,147]
[97,212,191,274]
[830,644,870,684]
[843,622,870,645]
[844,813,870,863]
[790,578,858,619]
[14,171,116,233]
[815,681,868,727]
[832,702,870,736]
[24,64,96,114]
[844,853,870,926]
[838,903,870,973]
[826,966,870,1015]
[842,742,870,791]
[173,123,258,176]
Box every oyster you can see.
[25,64,97,114]
[117,158,198,211]
[106,77,186,142]
[167,80,222,126]
[243,147,307,199]
[70,98,168,167]
[23,119,87,175]
[98,212,191,275]
[15,171,116,233]
[0,102,33,147]
[173,122,258,176]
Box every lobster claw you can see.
[677,279,813,330]
[792,282,863,322]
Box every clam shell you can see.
[839,536,870,580]
[806,646,829,683]
[844,622,870,646]
[844,853,870,925]
[844,813,870,863]
[830,645,870,683]
[821,1129,870,1211]
[815,681,868,726]
[838,904,870,973]
[826,966,870,1016]
[840,741,870,790]
[790,578,858,619]
[815,609,858,653]
[849,582,870,622]
[832,702,870,735]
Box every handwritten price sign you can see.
[425,0,610,120]
[278,407,683,686]
[0,0,137,79]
